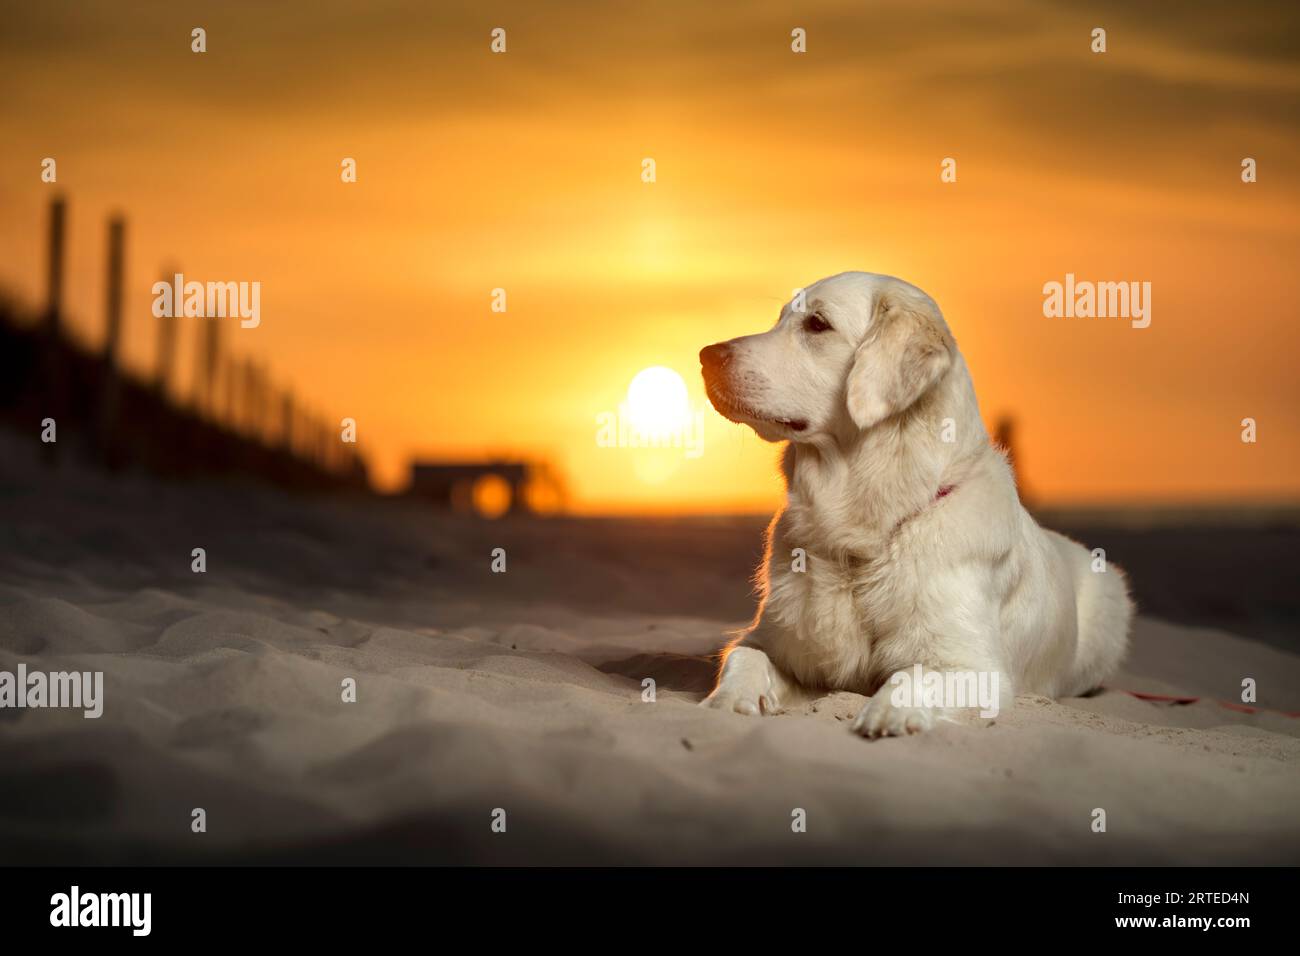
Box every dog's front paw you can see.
[700,646,784,716]
[701,687,780,716]
[850,694,938,738]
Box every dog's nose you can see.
[699,342,732,370]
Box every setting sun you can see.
[626,366,691,437]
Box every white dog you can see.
[700,272,1132,737]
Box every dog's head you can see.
[700,272,954,442]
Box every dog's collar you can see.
[891,482,957,537]
[794,482,960,567]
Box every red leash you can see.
[1108,688,1300,718]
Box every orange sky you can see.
[2,0,1298,513]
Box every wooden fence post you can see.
[98,215,126,464]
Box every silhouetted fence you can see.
[0,195,369,494]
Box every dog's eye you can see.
[803,313,831,334]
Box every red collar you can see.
[891,483,957,539]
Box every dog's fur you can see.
[699,272,1132,736]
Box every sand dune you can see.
[0,442,1297,864]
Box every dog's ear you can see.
[846,293,953,429]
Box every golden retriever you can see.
[700,272,1132,736]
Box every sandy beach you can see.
[1,437,1297,865]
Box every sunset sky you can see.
[2,0,1298,513]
